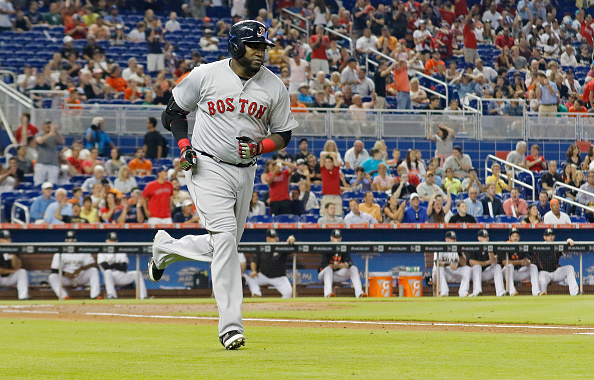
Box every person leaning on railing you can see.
[577,170,594,223]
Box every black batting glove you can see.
[180,146,198,171]
[237,136,262,159]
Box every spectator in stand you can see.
[387,59,411,109]
[506,141,527,171]
[42,2,62,26]
[349,166,372,193]
[416,171,445,201]
[344,140,368,170]
[104,5,123,27]
[510,46,527,71]
[88,15,110,40]
[560,45,578,67]
[43,188,72,224]
[122,58,142,82]
[282,47,311,95]
[473,58,497,83]
[482,3,502,30]
[105,65,127,93]
[382,193,404,223]
[143,166,173,223]
[377,27,397,55]
[64,13,88,40]
[463,15,478,64]
[170,177,191,208]
[99,192,121,223]
[485,163,510,195]
[391,166,417,199]
[143,117,166,160]
[265,160,295,215]
[361,149,387,177]
[129,21,147,42]
[461,167,484,193]
[442,146,472,179]
[248,191,266,218]
[566,144,583,168]
[373,59,393,109]
[289,187,306,216]
[318,202,344,224]
[543,198,572,224]
[344,198,377,224]
[16,65,36,95]
[522,204,542,224]
[30,182,55,221]
[428,124,455,166]
[534,190,550,217]
[15,145,33,175]
[82,147,101,175]
[425,50,445,76]
[34,121,63,186]
[306,154,323,183]
[464,186,484,217]
[482,181,505,217]
[427,191,452,223]
[294,139,310,161]
[173,199,200,223]
[413,20,432,51]
[442,167,462,195]
[81,165,109,192]
[359,191,382,221]
[526,144,547,173]
[310,71,331,94]
[356,69,375,97]
[114,166,138,194]
[401,193,426,223]
[356,27,379,56]
[449,200,477,223]
[371,163,394,191]
[66,141,84,174]
[578,171,594,222]
[105,147,126,176]
[495,28,514,50]
[503,187,528,218]
[85,117,114,157]
[309,25,330,75]
[569,99,588,115]
[146,18,165,72]
[541,161,562,196]
[15,113,38,144]
[535,71,560,116]
[199,28,219,51]
[319,153,343,216]
[298,180,319,212]
[129,148,153,176]
[165,12,181,33]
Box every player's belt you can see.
[197,151,256,168]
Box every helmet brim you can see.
[243,38,275,47]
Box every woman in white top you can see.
[283,46,311,94]
[104,147,127,175]
[371,163,394,191]
[113,166,138,194]
[319,139,344,166]
[248,191,266,218]
[428,123,455,166]
[409,78,428,107]
[312,0,331,25]
[399,150,427,178]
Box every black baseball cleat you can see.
[219,330,245,350]
[148,258,164,282]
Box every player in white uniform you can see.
[97,232,148,299]
[502,228,540,296]
[0,230,29,300]
[433,231,471,297]
[48,231,102,299]
[148,20,298,350]
[536,229,579,296]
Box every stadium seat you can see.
[253,183,269,192]
[495,215,518,223]
[475,215,495,223]
[248,215,273,223]
[570,216,587,223]
[300,215,319,223]
[307,208,320,215]
[274,214,300,223]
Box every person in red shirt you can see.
[14,112,38,144]
[309,25,330,75]
[66,141,84,174]
[266,160,295,215]
[320,152,343,216]
[462,15,478,64]
[64,14,88,40]
[439,2,456,25]
[495,28,515,50]
[581,79,594,107]
[404,0,422,15]
[525,144,547,173]
[454,0,468,16]
[142,167,174,223]
[434,24,453,60]
[580,12,594,46]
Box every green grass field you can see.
[1,296,593,379]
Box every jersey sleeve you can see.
[50,254,60,270]
[82,254,95,266]
[268,84,298,134]
[171,66,204,112]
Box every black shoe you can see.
[219,330,245,350]
[148,258,164,282]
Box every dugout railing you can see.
[1,241,591,299]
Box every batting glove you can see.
[237,136,262,160]
[180,146,198,171]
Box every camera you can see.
[91,124,99,131]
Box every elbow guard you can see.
[277,131,292,148]
[161,96,189,132]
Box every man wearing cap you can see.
[173,199,201,223]
[60,36,78,59]
[98,232,148,299]
[129,147,153,177]
[416,171,445,201]
[535,229,579,296]
[143,166,174,224]
[543,199,571,224]
[468,229,505,296]
[0,231,30,300]
[30,182,55,221]
[200,28,220,51]
[43,188,73,225]
[433,231,471,297]
[34,120,63,186]
[85,116,114,157]
[345,198,378,224]
[318,229,365,298]
[402,193,428,223]
[48,231,102,299]
[246,229,295,298]
[503,187,528,218]
[341,58,360,93]
[501,228,538,296]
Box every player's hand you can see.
[249,271,258,278]
[180,146,197,171]
[237,136,262,159]
[450,262,458,270]
[286,235,296,245]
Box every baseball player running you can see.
[97,232,148,299]
[148,20,297,350]
[48,231,102,300]
[433,231,471,297]
[0,230,29,300]
[502,228,540,296]
[468,229,505,296]
[318,229,366,298]
[535,228,579,296]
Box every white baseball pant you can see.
[433,266,471,297]
[152,155,255,337]
[33,163,59,186]
[147,53,165,72]
[503,264,540,296]
[318,266,364,297]
[471,264,505,296]
[0,269,29,299]
[103,270,148,299]
[245,273,292,298]
[539,266,579,296]
[48,268,101,299]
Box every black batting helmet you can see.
[228,20,274,58]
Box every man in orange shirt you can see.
[425,50,445,75]
[105,64,127,93]
[289,93,308,113]
[581,79,594,108]
[386,59,410,109]
[128,147,153,176]
[569,99,588,116]
[376,27,397,54]
[124,78,143,100]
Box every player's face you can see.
[330,236,342,242]
[478,236,489,242]
[510,233,520,242]
[239,42,268,75]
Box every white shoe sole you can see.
[224,334,246,350]
[148,258,161,282]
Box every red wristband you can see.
[260,138,276,154]
[178,138,191,152]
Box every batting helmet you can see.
[228,20,274,58]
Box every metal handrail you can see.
[0,70,17,84]
[280,9,310,41]
[553,181,594,213]
[11,202,30,225]
[485,154,536,201]
[0,104,17,145]
[324,27,353,53]
[412,71,448,103]
[0,80,33,108]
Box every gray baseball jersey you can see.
[172,59,298,165]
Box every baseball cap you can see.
[43,119,52,125]
[182,199,194,207]
[92,116,103,125]
[41,182,53,190]
[296,158,306,165]
[410,193,420,200]
[544,228,555,236]
[63,36,73,43]
[445,231,456,239]
[477,229,489,237]
[550,198,560,206]
[468,167,477,173]
[100,178,110,185]
[204,28,213,34]
[266,229,278,238]
[158,166,169,173]
[299,82,310,89]
[426,171,435,177]
[106,232,118,241]
[509,227,520,236]
[65,231,77,241]
[419,19,426,24]
[331,229,342,238]
[0,230,10,239]
[348,57,357,63]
